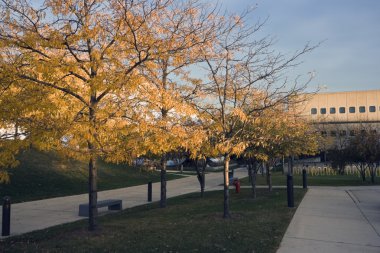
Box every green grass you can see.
[1,188,306,253]
[240,172,380,186]
[0,149,184,203]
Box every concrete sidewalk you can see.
[277,186,380,253]
[0,168,247,237]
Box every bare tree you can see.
[197,8,318,217]
[347,126,380,182]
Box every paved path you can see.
[0,168,247,237]
[277,186,380,253]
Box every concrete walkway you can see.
[277,186,380,253]
[0,168,248,237]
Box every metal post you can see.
[147,181,152,202]
[2,196,11,236]
[302,169,308,189]
[287,175,294,208]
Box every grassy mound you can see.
[0,149,183,203]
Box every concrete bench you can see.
[78,199,122,217]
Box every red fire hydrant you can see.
[233,178,240,193]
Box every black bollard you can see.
[287,175,294,208]
[148,181,152,202]
[2,196,11,236]
[302,169,308,189]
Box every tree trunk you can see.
[338,163,345,175]
[88,153,98,231]
[265,163,272,192]
[267,172,272,192]
[252,171,257,198]
[361,171,366,182]
[360,164,366,182]
[223,155,231,218]
[288,156,294,175]
[370,165,375,183]
[200,159,206,197]
[88,99,98,231]
[14,121,19,139]
[248,163,252,183]
[282,156,285,175]
[160,155,167,208]
[195,158,206,197]
[201,168,205,197]
[248,161,257,199]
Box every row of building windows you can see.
[311,106,378,115]
[321,129,377,137]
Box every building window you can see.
[330,131,336,136]
[349,130,355,136]
[330,107,336,114]
[359,106,365,113]
[349,107,355,113]
[369,106,376,112]
[339,107,346,113]
[339,130,346,136]
[320,108,327,114]
[311,108,317,115]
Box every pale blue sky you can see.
[31,0,379,92]
[216,0,380,92]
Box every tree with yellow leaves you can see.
[186,116,219,197]
[198,9,317,217]
[243,105,318,197]
[123,0,220,208]
[0,70,64,183]
[0,0,225,229]
[0,0,208,230]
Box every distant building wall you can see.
[299,90,380,151]
[301,90,380,123]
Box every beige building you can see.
[300,90,380,153]
[301,90,380,123]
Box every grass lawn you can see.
[1,188,306,253]
[0,149,184,203]
[240,171,380,186]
